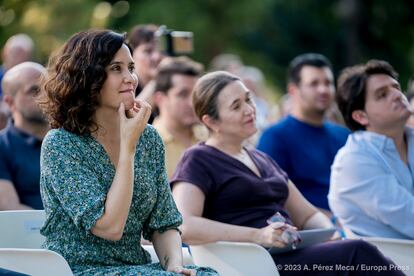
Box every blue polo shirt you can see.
[0,66,5,98]
[257,115,349,210]
[0,120,43,209]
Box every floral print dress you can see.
[40,126,217,275]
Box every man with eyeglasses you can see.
[0,62,49,210]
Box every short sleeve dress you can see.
[40,126,217,275]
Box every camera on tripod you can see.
[156,25,194,56]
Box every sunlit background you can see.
[2,0,414,98]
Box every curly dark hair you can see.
[40,29,128,135]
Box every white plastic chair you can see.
[0,210,46,248]
[0,248,73,276]
[0,210,194,275]
[0,210,73,275]
[344,227,414,275]
[190,241,279,276]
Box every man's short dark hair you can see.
[336,59,398,131]
[154,56,203,94]
[128,24,158,50]
[287,53,332,85]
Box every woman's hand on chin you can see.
[118,100,151,151]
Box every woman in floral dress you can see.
[39,29,217,276]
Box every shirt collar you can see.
[7,119,43,147]
[353,128,414,151]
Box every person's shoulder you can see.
[325,121,350,135]
[267,116,292,131]
[0,127,10,153]
[0,125,10,144]
[142,124,159,138]
[139,124,162,145]
[251,148,273,162]
[178,143,213,165]
[334,132,375,162]
[44,128,75,142]
[183,143,208,157]
[140,124,167,157]
[260,117,293,140]
[42,128,82,151]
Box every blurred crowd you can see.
[0,24,413,275]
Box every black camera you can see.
[156,25,194,56]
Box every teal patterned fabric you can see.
[40,126,217,275]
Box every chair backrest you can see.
[363,237,414,275]
[0,248,73,276]
[344,227,414,274]
[190,241,279,276]
[0,210,46,248]
[143,245,194,265]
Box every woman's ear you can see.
[351,110,369,127]
[202,114,218,133]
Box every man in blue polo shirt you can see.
[257,53,349,214]
[0,62,48,210]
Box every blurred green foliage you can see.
[2,0,414,95]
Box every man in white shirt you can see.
[329,59,414,239]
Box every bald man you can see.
[0,33,34,98]
[0,62,48,210]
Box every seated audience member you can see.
[329,60,414,239]
[0,101,9,130]
[0,34,34,130]
[0,62,48,210]
[128,24,163,96]
[0,33,34,97]
[405,90,414,127]
[171,71,403,275]
[257,53,350,213]
[128,24,164,124]
[39,29,215,276]
[152,57,205,178]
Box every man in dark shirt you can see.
[0,34,34,130]
[0,62,48,210]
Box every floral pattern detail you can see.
[40,126,217,275]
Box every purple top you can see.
[171,142,292,228]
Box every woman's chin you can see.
[122,99,135,111]
[246,127,258,138]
